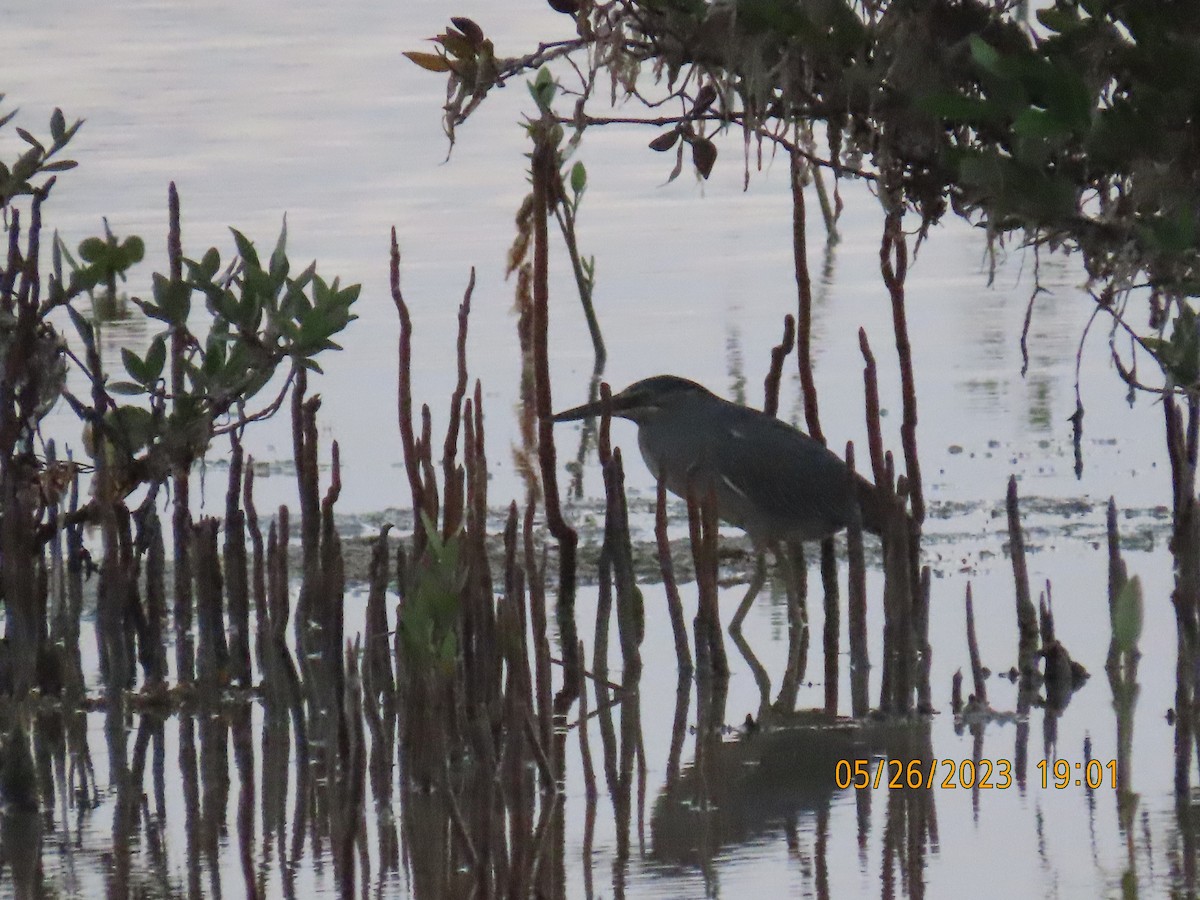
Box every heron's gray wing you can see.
[710,409,858,536]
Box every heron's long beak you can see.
[550,398,606,422]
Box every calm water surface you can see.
[2,3,1188,899]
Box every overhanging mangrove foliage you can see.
[411,1,1200,398]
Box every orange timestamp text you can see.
[836,758,1013,790]
[836,757,1119,790]
[1036,758,1117,789]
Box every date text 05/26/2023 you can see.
[835,757,1117,791]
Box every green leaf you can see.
[10,146,41,183]
[130,296,165,322]
[916,93,1001,124]
[122,347,147,383]
[1012,108,1068,141]
[203,339,226,377]
[292,260,317,291]
[107,405,156,452]
[956,150,1078,220]
[298,306,331,345]
[60,117,84,145]
[145,335,166,383]
[529,67,557,110]
[15,127,44,152]
[78,237,107,264]
[152,273,192,326]
[120,235,145,266]
[107,381,145,396]
[269,217,288,282]
[230,228,260,270]
[67,267,102,295]
[66,304,94,347]
[969,35,1003,76]
[201,247,221,280]
[50,108,65,143]
[1036,6,1081,33]
[1140,207,1199,257]
[570,160,587,196]
[236,289,262,331]
[240,369,273,403]
[181,359,207,392]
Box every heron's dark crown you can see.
[613,375,714,415]
[550,374,718,424]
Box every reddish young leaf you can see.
[648,130,680,152]
[691,137,717,179]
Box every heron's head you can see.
[552,375,714,425]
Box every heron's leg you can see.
[730,549,768,634]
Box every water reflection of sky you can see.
[4,2,1193,898]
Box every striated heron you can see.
[552,375,884,627]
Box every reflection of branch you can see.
[569,694,624,729]
[568,370,602,500]
[523,709,556,787]
[655,477,693,674]
[549,655,623,694]
[441,757,478,869]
